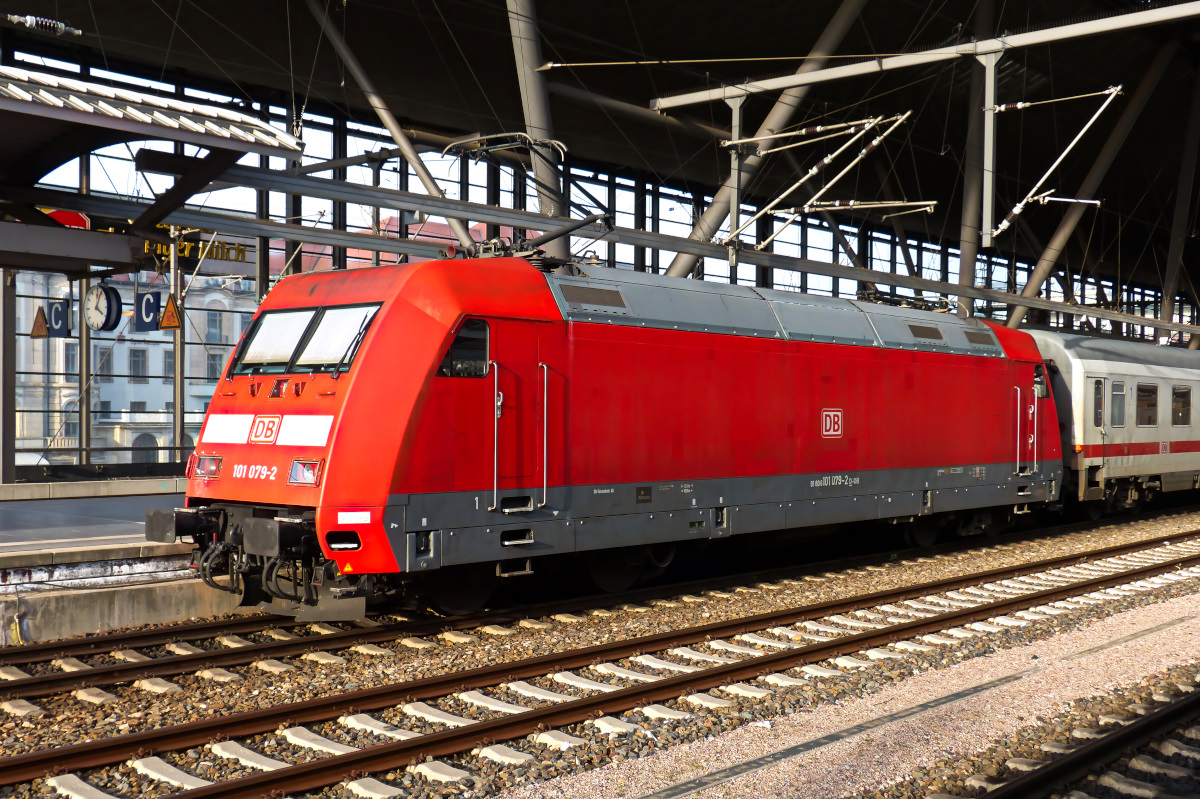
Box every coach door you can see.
[1088,376,1107,474]
[490,320,540,512]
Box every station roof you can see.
[1,0,1200,289]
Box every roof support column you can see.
[665,0,869,278]
[957,0,994,316]
[0,269,15,483]
[1006,40,1178,328]
[305,0,474,249]
[1158,64,1200,343]
[255,153,270,299]
[506,0,569,260]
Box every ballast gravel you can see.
[843,660,1200,798]
[499,587,1200,799]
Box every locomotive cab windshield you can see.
[231,302,381,376]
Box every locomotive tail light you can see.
[194,456,222,480]
[288,459,323,486]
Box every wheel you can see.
[423,564,497,616]
[904,523,939,547]
[586,548,645,593]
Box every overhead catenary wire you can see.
[989,86,1121,113]
[537,52,953,71]
[992,85,1122,239]
[721,116,886,245]
[755,111,913,251]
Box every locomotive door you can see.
[490,320,540,511]
[1015,365,1044,475]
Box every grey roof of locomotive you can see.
[544,265,1006,358]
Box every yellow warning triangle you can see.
[159,293,183,331]
[30,306,49,339]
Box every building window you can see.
[163,348,174,383]
[99,400,112,419]
[207,311,222,343]
[207,352,224,380]
[240,313,253,336]
[63,342,78,382]
[129,348,148,382]
[1173,386,1191,426]
[62,408,79,438]
[1111,381,1126,428]
[93,344,113,382]
[130,401,147,413]
[1137,383,1158,427]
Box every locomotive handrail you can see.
[489,360,499,512]
[1032,392,1039,473]
[539,362,548,508]
[1015,386,1022,475]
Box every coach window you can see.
[1111,381,1126,427]
[437,319,489,377]
[1173,386,1191,426]
[1136,383,1159,427]
[1093,380,1103,427]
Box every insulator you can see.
[6,14,81,36]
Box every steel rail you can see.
[0,615,294,667]
[985,684,1200,797]
[1,525,1192,700]
[2,539,1196,786]
[140,549,1200,799]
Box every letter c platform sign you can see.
[133,291,161,332]
[46,300,71,338]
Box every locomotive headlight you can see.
[194,456,222,480]
[289,459,323,486]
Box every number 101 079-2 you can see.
[232,464,277,480]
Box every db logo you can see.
[821,409,843,438]
[248,415,282,444]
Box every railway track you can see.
[2,511,1192,699]
[5,531,1200,799]
[982,685,1200,798]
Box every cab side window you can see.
[1173,386,1191,426]
[437,319,489,378]
[1111,381,1125,428]
[1136,383,1158,427]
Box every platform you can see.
[0,492,184,550]
[0,491,246,645]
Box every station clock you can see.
[83,284,123,332]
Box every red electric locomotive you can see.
[148,252,1063,618]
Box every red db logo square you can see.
[249,415,281,444]
[821,409,843,438]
